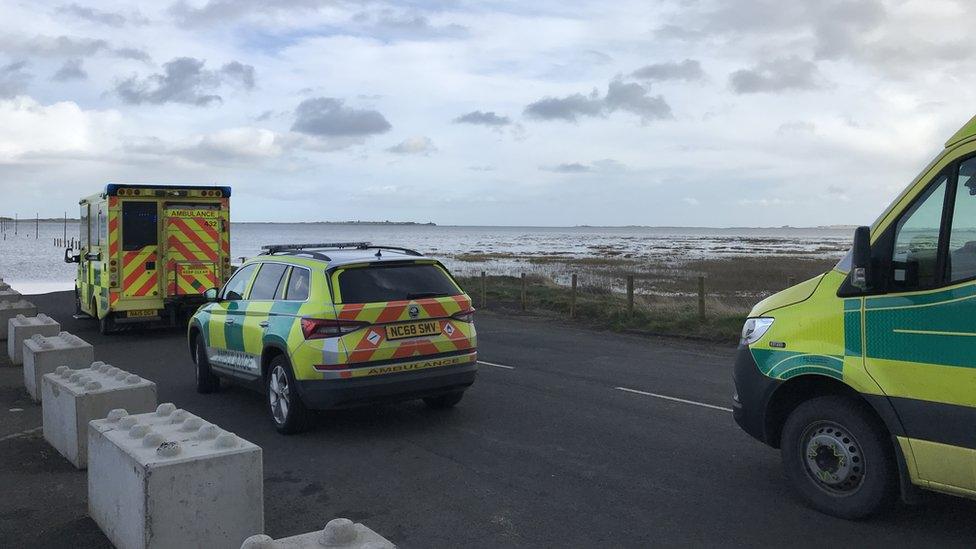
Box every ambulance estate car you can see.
[734,115,976,518]
[66,184,232,334]
[187,242,478,433]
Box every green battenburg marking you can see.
[224,301,246,351]
[864,284,976,310]
[844,310,862,357]
[751,348,844,381]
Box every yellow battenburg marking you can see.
[241,301,274,355]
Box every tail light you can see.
[301,318,369,339]
[451,308,475,323]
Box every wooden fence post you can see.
[480,271,486,309]
[570,274,577,319]
[626,275,635,316]
[698,276,706,321]
[520,273,527,311]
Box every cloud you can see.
[525,79,671,123]
[386,136,436,155]
[543,162,592,173]
[603,79,672,122]
[0,35,108,57]
[453,110,511,126]
[0,34,152,62]
[114,57,255,106]
[0,61,31,98]
[354,9,468,41]
[682,197,700,206]
[123,127,284,165]
[220,61,256,89]
[56,4,147,27]
[291,97,391,137]
[729,56,826,94]
[468,165,495,172]
[631,59,705,82]
[114,47,152,63]
[168,0,327,26]
[52,59,87,81]
[524,90,603,122]
[0,95,120,161]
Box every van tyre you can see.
[98,312,116,335]
[195,337,220,394]
[267,355,309,434]
[780,395,895,519]
[423,391,464,409]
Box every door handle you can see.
[259,321,269,328]
[225,318,235,324]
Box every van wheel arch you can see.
[765,375,885,448]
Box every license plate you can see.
[386,321,439,340]
[127,309,158,318]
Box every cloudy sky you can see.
[0,0,974,226]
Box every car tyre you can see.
[423,391,465,409]
[267,355,309,435]
[194,336,220,394]
[780,395,896,519]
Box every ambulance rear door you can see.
[162,204,221,297]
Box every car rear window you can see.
[337,264,461,304]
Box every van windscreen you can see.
[337,264,461,304]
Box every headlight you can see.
[740,317,774,346]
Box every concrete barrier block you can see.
[0,289,21,301]
[8,314,61,365]
[0,299,36,342]
[23,332,94,401]
[88,404,264,549]
[42,362,157,469]
[240,519,396,549]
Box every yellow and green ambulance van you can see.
[734,115,976,518]
[187,242,478,434]
[66,184,232,334]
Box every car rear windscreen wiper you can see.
[406,291,450,299]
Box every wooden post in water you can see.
[63,212,67,244]
[698,276,706,321]
[480,271,486,309]
[570,274,577,319]
[626,275,635,317]
[35,213,38,239]
[520,273,527,311]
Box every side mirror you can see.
[204,288,219,302]
[64,248,80,264]
[84,252,101,261]
[851,226,871,291]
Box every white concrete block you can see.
[8,314,61,365]
[23,332,94,401]
[42,362,157,469]
[88,404,264,549]
[0,299,36,342]
[241,519,396,549]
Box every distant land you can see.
[240,220,437,226]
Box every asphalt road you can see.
[2,291,976,548]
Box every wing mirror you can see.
[204,288,219,302]
[851,226,872,291]
[64,248,80,264]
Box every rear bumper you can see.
[294,359,479,410]
[732,344,780,445]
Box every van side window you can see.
[948,158,976,283]
[891,174,947,291]
[221,264,257,301]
